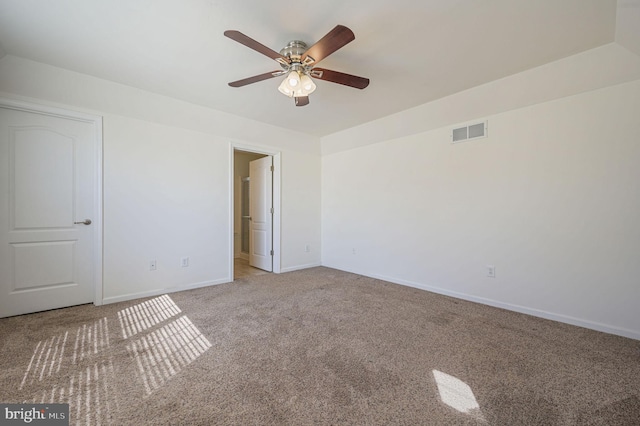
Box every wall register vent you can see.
[451,121,488,143]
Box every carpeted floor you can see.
[1,267,639,425]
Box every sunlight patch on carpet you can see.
[24,358,118,425]
[433,370,485,421]
[126,315,212,396]
[18,318,117,424]
[117,294,181,339]
[20,317,110,389]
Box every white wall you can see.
[103,115,230,300]
[322,79,640,339]
[0,56,320,154]
[321,43,640,156]
[0,55,322,303]
[280,149,322,272]
[616,0,640,57]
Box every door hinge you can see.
[270,165,274,172]
[270,250,274,256]
[270,207,274,214]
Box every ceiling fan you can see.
[224,25,369,107]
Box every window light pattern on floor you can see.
[117,294,181,339]
[19,317,117,424]
[16,294,212,423]
[20,317,110,389]
[126,315,212,396]
[25,359,118,425]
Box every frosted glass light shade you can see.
[287,70,300,87]
[278,78,294,97]
[278,70,316,98]
[300,74,316,94]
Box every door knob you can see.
[74,219,92,225]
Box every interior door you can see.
[249,156,273,272]
[0,105,97,317]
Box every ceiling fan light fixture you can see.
[300,74,316,94]
[278,79,294,97]
[287,70,300,87]
[278,69,317,98]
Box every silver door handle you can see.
[74,219,92,225]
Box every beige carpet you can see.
[1,267,639,425]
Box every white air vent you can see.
[451,121,487,143]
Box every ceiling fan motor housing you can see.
[279,40,308,64]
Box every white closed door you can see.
[0,105,98,317]
[249,156,273,272]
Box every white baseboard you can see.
[280,262,322,273]
[101,277,231,305]
[322,264,640,341]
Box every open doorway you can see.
[232,148,279,280]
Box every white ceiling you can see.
[0,0,619,136]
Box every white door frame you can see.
[0,97,104,306]
[229,143,281,280]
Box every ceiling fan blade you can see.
[224,30,289,64]
[311,68,370,89]
[294,96,309,107]
[228,71,283,87]
[301,25,355,65]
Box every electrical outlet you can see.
[487,265,496,278]
[305,244,310,253]
[181,257,189,268]
[352,248,356,255]
[150,260,157,271]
